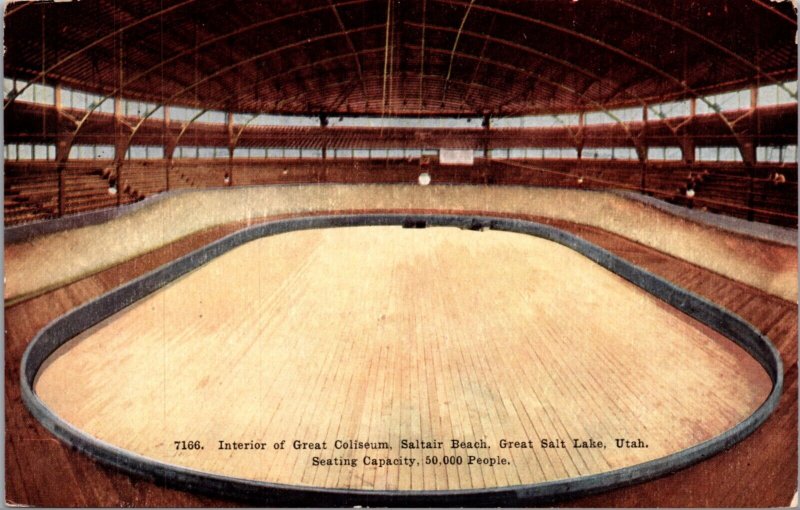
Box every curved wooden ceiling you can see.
[4,0,798,115]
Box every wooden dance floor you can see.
[33,226,771,492]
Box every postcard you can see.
[4,0,797,507]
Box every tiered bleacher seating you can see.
[170,162,229,189]
[4,159,796,227]
[750,167,798,226]
[651,164,798,226]
[62,166,120,215]
[120,162,168,199]
[4,164,60,224]
[233,161,322,185]
[642,165,687,200]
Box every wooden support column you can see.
[640,105,648,193]
[482,114,490,184]
[116,33,125,206]
[576,111,585,160]
[320,114,328,183]
[684,98,696,166]
[682,136,695,165]
[742,140,757,221]
[746,85,760,222]
[164,106,173,191]
[227,112,234,186]
[54,84,68,217]
[113,95,126,206]
[746,160,756,221]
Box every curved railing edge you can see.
[20,213,784,507]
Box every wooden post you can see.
[746,85,759,222]
[742,141,756,221]
[684,98,696,166]
[640,104,648,193]
[113,95,124,206]
[483,114,490,184]
[164,105,172,191]
[54,84,66,217]
[227,112,234,186]
[320,114,328,183]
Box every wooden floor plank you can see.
[31,227,772,492]
[5,211,796,506]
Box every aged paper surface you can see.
[3,0,797,507]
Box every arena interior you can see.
[3,0,798,507]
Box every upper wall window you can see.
[259,147,321,158]
[783,145,798,164]
[171,106,203,122]
[234,114,320,127]
[232,113,257,125]
[328,148,427,159]
[328,116,480,129]
[174,146,227,158]
[211,147,229,158]
[756,145,797,164]
[491,114,580,129]
[491,115,534,129]
[61,88,114,113]
[9,79,55,106]
[122,99,163,119]
[169,108,226,124]
[544,114,578,128]
[126,146,164,159]
[68,145,115,160]
[300,148,323,158]
[194,110,227,124]
[265,115,319,127]
[174,146,197,159]
[584,107,643,125]
[544,147,578,159]
[505,147,551,159]
[330,148,353,159]
[4,78,15,100]
[695,146,743,162]
[582,147,613,159]
[696,89,750,114]
[648,100,691,119]
[233,147,269,158]
[582,146,639,160]
[490,147,577,159]
[757,81,798,106]
[5,143,56,160]
[611,147,638,160]
[647,147,683,161]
